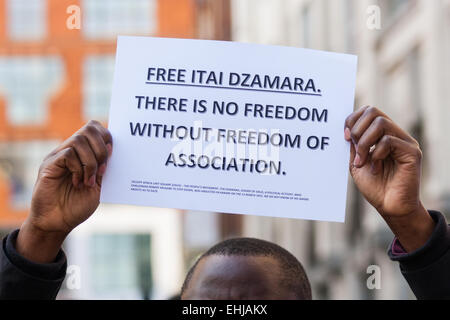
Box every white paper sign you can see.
[100,36,357,222]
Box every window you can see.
[0,141,59,210]
[0,157,26,209]
[0,56,64,125]
[90,233,152,299]
[82,0,157,40]
[83,55,115,121]
[7,0,46,41]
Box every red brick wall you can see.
[0,0,201,227]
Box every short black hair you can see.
[181,237,312,299]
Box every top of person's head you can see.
[180,237,312,300]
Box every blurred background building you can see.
[233,0,450,299]
[0,0,448,299]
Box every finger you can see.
[354,115,418,168]
[349,139,356,173]
[106,143,112,158]
[48,120,113,159]
[70,135,98,187]
[349,106,390,144]
[96,170,104,188]
[350,107,416,145]
[51,147,83,187]
[353,116,390,167]
[370,135,422,174]
[85,121,113,176]
[83,124,109,175]
[344,105,370,140]
[87,120,113,147]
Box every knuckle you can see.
[374,115,387,126]
[87,121,111,143]
[345,116,353,128]
[99,127,112,143]
[366,106,379,116]
[85,123,99,135]
[72,134,87,146]
[381,135,392,145]
[105,130,113,142]
[350,127,360,140]
[63,147,75,158]
[97,148,108,163]
[87,119,101,127]
[345,116,353,130]
[359,105,370,112]
[414,147,423,160]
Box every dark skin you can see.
[15,107,435,299]
[181,255,298,300]
[344,106,434,252]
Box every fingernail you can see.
[344,127,351,141]
[106,143,112,157]
[98,163,107,176]
[354,154,361,167]
[88,175,96,187]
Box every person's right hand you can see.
[16,121,112,263]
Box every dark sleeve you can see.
[0,229,67,300]
[388,211,450,300]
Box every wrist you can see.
[16,219,68,263]
[383,203,435,253]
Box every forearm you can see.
[388,210,450,299]
[383,202,435,253]
[16,220,68,264]
[1,230,67,300]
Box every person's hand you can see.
[345,106,434,252]
[16,121,112,263]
